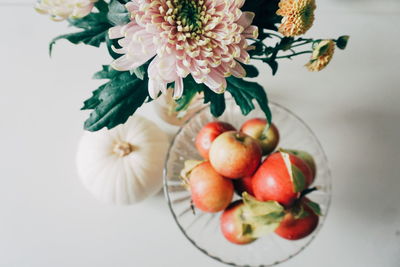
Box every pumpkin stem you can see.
[113,141,135,157]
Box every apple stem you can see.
[300,186,318,199]
[235,133,245,142]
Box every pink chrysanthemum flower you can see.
[35,0,98,21]
[109,0,258,99]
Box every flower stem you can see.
[276,50,312,59]
[265,32,283,39]
[290,40,313,48]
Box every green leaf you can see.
[49,25,108,55]
[306,200,322,216]
[242,192,284,216]
[316,42,330,57]
[242,220,280,238]
[265,59,279,75]
[180,160,204,187]
[83,67,149,131]
[175,77,202,112]
[292,165,306,193]
[336,35,350,50]
[292,203,309,219]
[242,223,253,236]
[250,212,286,225]
[241,192,285,238]
[226,77,272,125]
[68,13,108,29]
[280,148,316,177]
[49,8,111,55]
[279,37,295,51]
[93,65,120,80]
[281,151,306,193]
[248,41,264,57]
[132,64,147,80]
[81,84,106,110]
[94,0,109,13]
[203,88,226,117]
[241,64,259,78]
[241,0,281,31]
[107,0,130,26]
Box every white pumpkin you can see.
[76,115,170,205]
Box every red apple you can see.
[209,131,262,179]
[252,152,313,207]
[275,199,319,240]
[233,176,255,196]
[189,162,234,213]
[240,118,279,155]
[281,149,316,185]
[195,121,236,159]
[220,200,257,245]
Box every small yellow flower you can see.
[305,40,335,72]
[276,0,316,37]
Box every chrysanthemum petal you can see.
[173,77,184,99]
[237,12,255,29]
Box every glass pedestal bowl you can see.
[163,100,332,267]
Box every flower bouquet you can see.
[36,0,349,131]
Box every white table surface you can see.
[1,1,400,266]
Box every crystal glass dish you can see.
[163,100,332,267]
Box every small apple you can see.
[209,131,262,179]
[195,121,236,159]
[252,151,313,207]
[275,198,319,240]
[220,200,257,245]
[240,118,279,155]
[281,149,316,185]
[233,176,255,196]
[189,162,234,213]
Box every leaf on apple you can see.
[281,151,306,193]
[292,203,309,219]
[179,160,204,188]
[242,223,253,236]
[306,200,322,216]
[242,220,281,238]
[241,192,285,238]
[280,148,316,176]
[242,192,284,216]
[292,165,306,193]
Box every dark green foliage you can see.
[227,77,272,125]
[82,65,150,131]
[49,9,111,55]
[241,0,282,31]
[336,35,350,50]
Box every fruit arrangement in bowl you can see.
[164,100,331,266]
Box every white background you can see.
[0,1,400,267]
